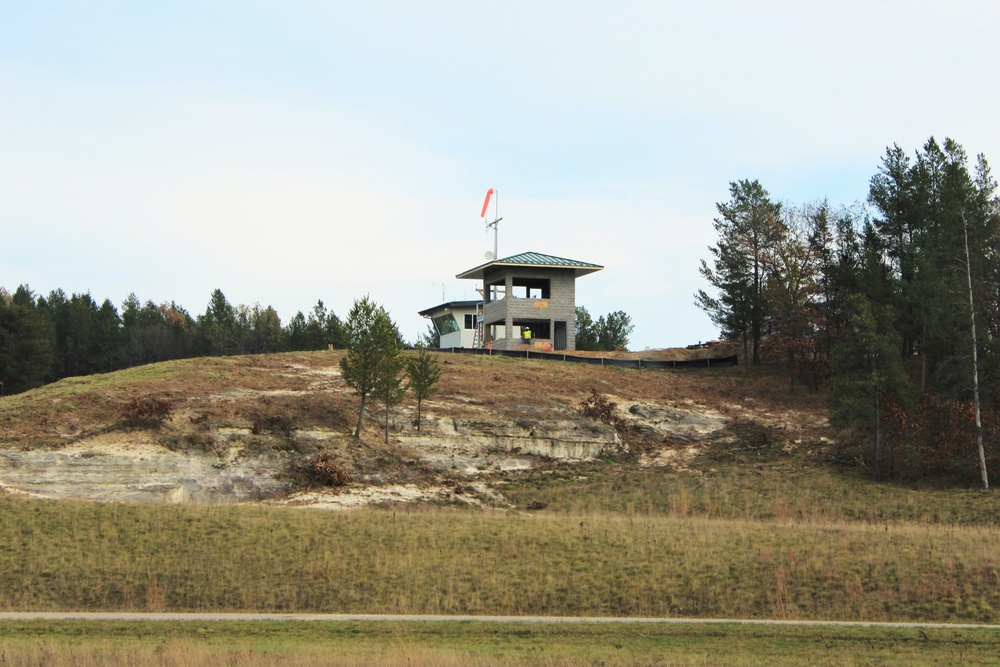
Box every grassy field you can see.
[1,492,999,623]
[2,351,999,663]
[501,461,1000,525]
[1,620,999,666]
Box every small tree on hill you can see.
[374,344,407,444]
[576,307,634,351]
[418,323,441,349]
[575,307,598,350]
[340,296,403,438]
[596,310,634,351]
[406,346,442,432]
[696,179,785,370]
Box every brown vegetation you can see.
[117,395,174,429]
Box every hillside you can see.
[5,349,1000,634]
[0,348,831,508]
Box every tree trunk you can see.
[788,349,795,393]
[962,212,989,490]
[384,392,390,444]
[874,392,882,481]
[920,323,927,393]
[742,332,750,372]
[416,397,423,432]
[354,395,367,438]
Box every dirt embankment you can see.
[0,349,830,508]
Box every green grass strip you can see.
[0,620,998,666]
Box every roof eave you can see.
[417,300,481,317]
[456,262,604,280]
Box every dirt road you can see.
[1,612,998,630]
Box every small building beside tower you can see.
[416,300,481,349]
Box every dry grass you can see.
[0,349,829,451]
[501,462,1000,525]
[3,346,999,667]
[1,497,999,623]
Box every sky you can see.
[3,1,1000,350]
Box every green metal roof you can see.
[456,251,603,280]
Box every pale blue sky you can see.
[3,2,999,349]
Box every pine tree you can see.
[0,296,54,393]
[696,179,785,369]
[406,346,441,432]
[830,295,913,480]
[340,296,403,438]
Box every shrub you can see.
[579,389,618,424]
[249,411,295,437]
[881,396,1000,482]
[118,396,174,429]
[302,451,353,488]
[162,432,218,453]
[708,418,782,462]
[578,390,633,446]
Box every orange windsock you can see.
[480,188,494,218]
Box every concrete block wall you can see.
[480,268,578,350]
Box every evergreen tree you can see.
[374,341,406,444]
[829,294,913,480]
[198,289,240,356]
[596,311,634,351]
[406,346,442,432]
[340,296,403,438]
[576,307,633,351]
[574,307,598,350]
[697,179,785,369]
[284,311,309,350]
[93,299,122,373]
[284,300,347,351]
[417,323,440,349]
[239,304,284,354]
[0,296,54,393]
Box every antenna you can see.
[480,188,502,262]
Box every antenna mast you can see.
[481,188,502,261]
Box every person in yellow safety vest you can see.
[522,327,532,341]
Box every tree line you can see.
[697,137,1000,484]
[0,287,348,394]
[574,307,634,352]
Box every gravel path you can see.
[0,612,998,630]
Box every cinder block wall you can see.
[481,268,578,350]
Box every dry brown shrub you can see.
[250,411,295,437]
[306,451,353,488]
[578,389,634,448]
[118,396,174,429]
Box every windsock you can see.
[480,188,494,218]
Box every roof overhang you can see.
[456,252,603,281]
[417,299,481,318]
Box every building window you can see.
[464,314,476,330]
[511,278,550,299]
[432,315,459,335]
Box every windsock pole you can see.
[481,188,502,261]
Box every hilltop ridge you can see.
[0,348,831,507]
